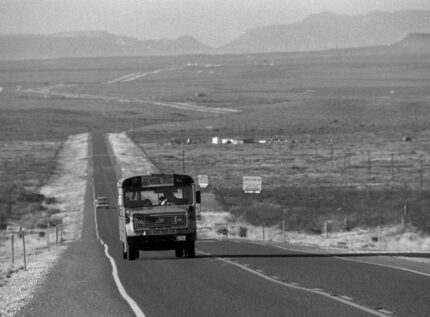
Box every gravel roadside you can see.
[0,133,88,317]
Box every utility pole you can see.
[182,150,185,173]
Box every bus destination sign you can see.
[141,175,174,186]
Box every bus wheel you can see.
[185,241,195,258]
[127,244,139,261]
[175,245,184,258]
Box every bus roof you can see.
[118,174,195,188]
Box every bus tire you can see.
[127,244,139,261]
[175,245,184,258]
[185,241,195,258]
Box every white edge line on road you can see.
[334,256,430,278]
[268,243,430,278]
[93,183,146,317]
[196,250,388,317]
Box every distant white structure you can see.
[221,138,243,145]
[212,137,244,145]
[0,87,3,93]
[222,138,234,144]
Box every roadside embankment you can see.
[107,132,158,178]
[0,133,89,317]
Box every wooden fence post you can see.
[11,233,15,264]
[21,228,27,271]
[47,224,50,250]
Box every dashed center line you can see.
[197,249,392,317]
[268,243,430,278]
[376,308,395,315]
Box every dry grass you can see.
[107,132,430,253]
[138,134,430,233]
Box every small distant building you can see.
[212,136,243,145]
[222,138,242,145]
[243,138,255,144]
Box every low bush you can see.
[216,227,228,236]
[214,186,430,233]
[44,196,57,204]
[239,226,248,237]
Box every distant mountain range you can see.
[0,10,429,60]
[392,33,430,52]
[0,31,212,60]
[220,10,430,53]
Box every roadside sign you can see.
[243,176,262,193]
[198,175,209,188]
[6,226,21,232]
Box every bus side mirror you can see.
[196,191,201,204]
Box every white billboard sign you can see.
[243,176,262,193]
[198,175,209,188]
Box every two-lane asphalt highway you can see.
[18,133,430,317]
[92,133,430,317]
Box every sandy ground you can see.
[107,132,159,178]
[0,133,88,317]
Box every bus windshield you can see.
[124,186,193,208]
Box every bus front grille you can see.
[133,213,187,230]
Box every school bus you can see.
[117,174,201,260]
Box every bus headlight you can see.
[175,216,184,225]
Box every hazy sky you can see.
[1,0,430,46]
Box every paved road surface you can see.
[18,133,430,317]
